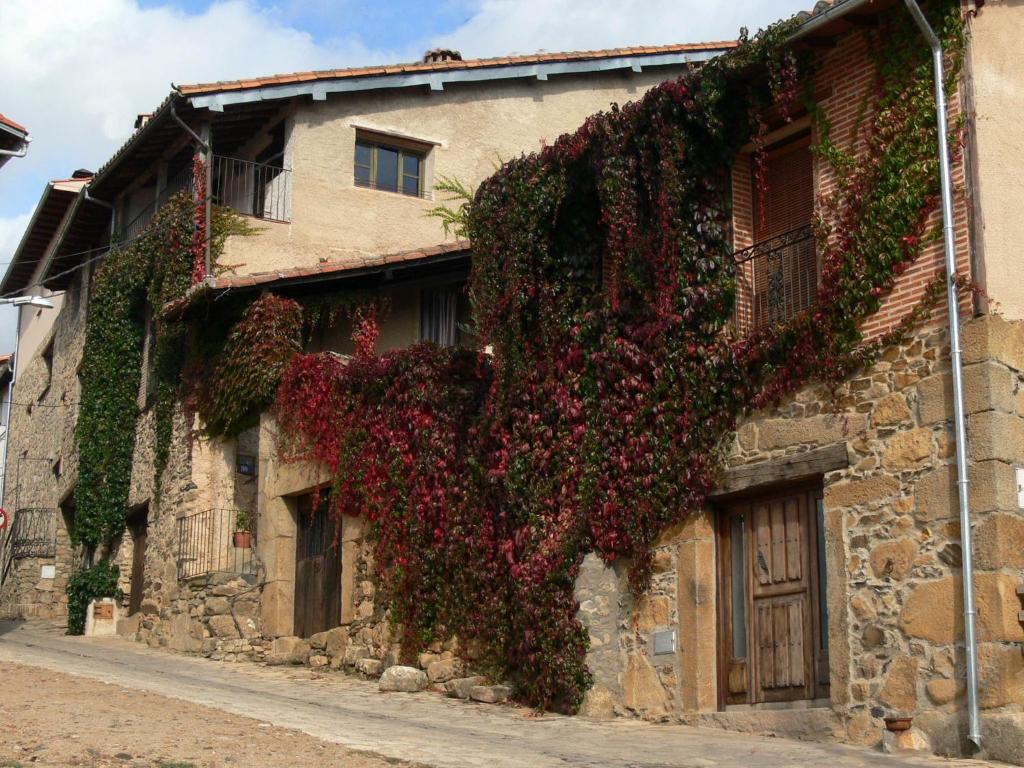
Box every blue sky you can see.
[0,0,811,351]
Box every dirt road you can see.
[0,661,409,768]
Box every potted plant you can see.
[233,509,253,549]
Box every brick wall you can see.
[731,22,973,341]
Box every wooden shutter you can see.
[754,137,814,242]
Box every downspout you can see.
[902,0,982,749]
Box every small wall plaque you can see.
[94,602,114,620]
[652,629,676,656]
[237,454,256,476]
[40,564,56,579]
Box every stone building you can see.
[1,0,1022,763]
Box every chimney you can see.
[422,48,463,64]
[134,113,153,130]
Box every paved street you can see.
[0,621,1003,768]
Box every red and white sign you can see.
[0,508,7,530]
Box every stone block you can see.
[970,460,1020,513]
[873,393,913,427]
[903,573,1024,646]
[879,655,919,713]
[621,653,669,717]
[269,636,310,665]
[983,713,1024,766]
[426,658,462,684]
[925,678,961,706]
[444,676,487,699]
[207,614,240,639]
[917,372,953,426]
[977,643,1024,709]
[882,428,932,471]
[974,513,1024,570]
[309,654,329,668]
[960,314,1024,371]
[901,578,957,645]
[417,651,440,669]
[882,727,930,753]
[969,411,1024,463]
[962,361,1016,414]
[324,626,349,658]
[913,465,956,522]
[975,572,1024,643]
[116,613,141,638]
[309,631,328,650]
[356,657,383,677]
[379,665,427,692]
[869,538,917,581]
[824,475,900,509]
[343,644,370,667]
[469,685,511,704]
[205,597,230,615]
[633,595,672,632]
[756,414,866,451]
[579,685,616,719]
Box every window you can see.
[420,284,469,347]
[733,132,817,333]
[39,339,54,401]
[354,138,424,197]
[716,483,829,706]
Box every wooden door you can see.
[294,494,342,638]
[128,507,148,616]
[717,485,828,705]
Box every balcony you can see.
[117,155,291,243]
[732,224,817,334]
[176,508,256,581]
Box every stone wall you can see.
[573,315,1024,761]
[118,570,266,661]
[0,268,89,621]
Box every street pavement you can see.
[0,620,1004,768]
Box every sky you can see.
[0,0,812,352]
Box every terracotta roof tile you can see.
[177,41,737,97]
[0,113,28,135]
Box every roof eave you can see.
[186,49,727,111]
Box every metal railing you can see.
[211,155,291,223]
[732,224,817,334]
[117,163,196,243]
[115,154,292,243]
[176,508,256,580]
[6,508,57,559]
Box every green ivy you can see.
[74,192,249,549]
[66,561,122,635]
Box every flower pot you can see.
[233,530,252,549]
[884,716,913,732]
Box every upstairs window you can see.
[39,339,54,401]
[355,137,424,197]
[733,132,817,333]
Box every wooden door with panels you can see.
[717,483,829,705]
[294,493,343,638]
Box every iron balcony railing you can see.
[176,507,256,580]
[117,162,197,243]
[732,224,817,334]
[6,508,58,559]
[210,155,290,223]
[116,155,292,243]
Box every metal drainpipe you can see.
[902,0,982,749]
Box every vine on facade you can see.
[273,3,963,710]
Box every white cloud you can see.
[434,0,813,59]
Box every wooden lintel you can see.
[710,443,849,499]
